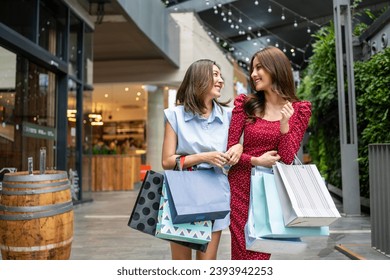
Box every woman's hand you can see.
[226,143,243,166]
[251,150,281,168]
[203,151,231,168]
[280,101,294,134]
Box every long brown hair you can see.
[244,46,299,121]
[175,59,229,115]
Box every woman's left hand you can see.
[280,101,294,124]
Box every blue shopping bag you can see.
[245,186,307,254]
[250,169,329,238]
[164,169,230,224]
[155,183,212,244]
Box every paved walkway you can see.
[68,183,389,260]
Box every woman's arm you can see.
[161,121,231,170]
[277,101,312,164]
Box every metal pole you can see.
[333,0,361,215]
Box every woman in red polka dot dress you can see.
[227,46,311,260]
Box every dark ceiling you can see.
[162,0,389,71]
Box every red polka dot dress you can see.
[227,94,311,260]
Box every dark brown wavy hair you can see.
[244,46,299,121]
[175,59,230,116]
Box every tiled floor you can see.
[1,184,389,260]
[68,186,389,260]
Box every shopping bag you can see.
[245,184,307,254]
[273,162,341,227]
[164,168,230,224]
[155,183,212,244]
[127,170,208,252]
[250,170,329,238]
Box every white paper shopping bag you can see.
[273,162,341,227]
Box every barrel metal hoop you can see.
[2,180,69,189]
[0,237,73,252]
[3,172,67,182]
[0,184,70,196]
[0,201,73,220]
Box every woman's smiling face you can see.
[251,56,272,93]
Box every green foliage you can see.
[297,9,390,198]
[354,48,390,197]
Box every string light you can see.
[195,0,316,70]
[254,0,259,5]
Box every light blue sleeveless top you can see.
[163,101,232,231]
[164,101,232,169]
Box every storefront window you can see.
[84,26,94,86]
[0,46,57,172]
[39,0,67,60]
[0,0,36,41]
[69,14,82,79]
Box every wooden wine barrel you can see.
[0,170,74,260]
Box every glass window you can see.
[0,0,36,41]
[69,14,82,79]
[39,0,68,60]
[0,46,57,172]
[84,26,94,86]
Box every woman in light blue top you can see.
[162,59,242,260]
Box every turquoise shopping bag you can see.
[250,169,329,238]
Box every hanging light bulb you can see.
[257,31,261,37]
[205,0,210,5]
[294,20,298,28]
[275,42,279,47]
[228,18,232,23]
[247,35,252,41]
[268,5,272,13]
[238,17,242,23]
[214,9,218,14]
[228,10,232,16]
[223,17,227,21]
[307,26,311,33]
[281,9,285,20]
[254,0,259,5]
[283,47,287,52]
